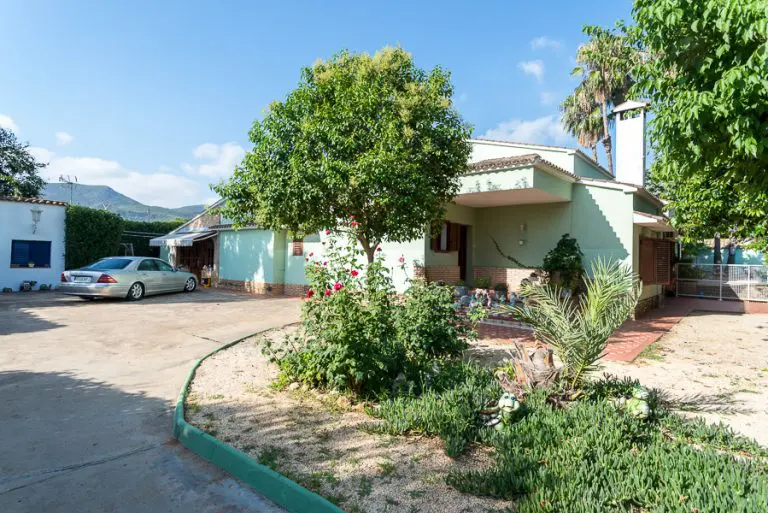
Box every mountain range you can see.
[42,183,205,221]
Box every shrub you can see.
[542,233,583,290]
[396,280,470,370]
[65,205,123,269]
[263,223,477,397]
[365,362,501,456]
[473,276,491,289]
[505,259,641,389]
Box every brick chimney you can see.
[613,100,649,187]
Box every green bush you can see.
[65,205,123,269]
[365,362,500,456]
[395,280,470,370]
[122,219,185,257]
[263,223,477,397]
[473,276,492,289]
[542,233,583,289]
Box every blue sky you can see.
[1,0,633,208]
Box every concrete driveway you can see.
[0,289,300,513]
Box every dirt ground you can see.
[187,328,511,513]
[602,312,768,446]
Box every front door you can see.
[458,224,468,282]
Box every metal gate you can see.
[676,263,768,302]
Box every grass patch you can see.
[635,341,664,361]
[371,368,768,512]
[377,461,396,477]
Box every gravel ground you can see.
[187,327,511,513]
[602,312,768,446]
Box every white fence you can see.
[676,263,768,302]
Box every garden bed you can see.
[186,327,511,513]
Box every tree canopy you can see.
[215,47,472,261]
[0,127,47,198]
[632,0,768,243]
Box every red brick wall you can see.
[425,266,461,284]
[218,279,285,296]
[472,266,537,292]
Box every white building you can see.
[0,197,67,291]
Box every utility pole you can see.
[58,175,78,204]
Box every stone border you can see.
[172,333,344,513]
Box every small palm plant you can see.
[505,259,641,389]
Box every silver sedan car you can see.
[60,256,197,300]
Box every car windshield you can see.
[83,258,133,270]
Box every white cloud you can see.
[31,147,209,207]
[55,131,74,146]
[183,142,246,178]
[539,91,557,106]
[518,60,545,82]
[0,114,20,134]
[482,115,569,146]
[530,36,562,50]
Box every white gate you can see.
[676,263,768,302]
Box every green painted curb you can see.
[173,332,345,513]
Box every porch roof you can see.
[456,154,574,207]
[633,211,675,233]
[149,230,216,247]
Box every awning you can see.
[633,211,675,233]
[149,231,216,247]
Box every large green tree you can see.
[560,79,604,162]
[570,26,639,175]
[632,0,768,243]
[215,47,472,263]
[0,127,47,197]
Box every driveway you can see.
[0,289,300,513]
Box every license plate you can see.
[73,276,91,283]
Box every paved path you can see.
[0,290,300,513]
[477,297,768,362]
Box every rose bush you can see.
[263,219,479,397]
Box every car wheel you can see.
[184,277,197,292]
[127,282,145,301]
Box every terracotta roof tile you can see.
[0,196,67,207]
[468,154,573,177]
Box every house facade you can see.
[0,196,67,291]
[152,101,675,315]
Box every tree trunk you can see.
[600,100,614,175]
[591,145,598,162]
[358,235,376,264]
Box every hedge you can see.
[64,206,187,269]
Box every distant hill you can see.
[42,183,205,221]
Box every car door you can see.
[136,259,161,294]
[154,259,184,291]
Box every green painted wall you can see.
[533,169,572,201]
[573,154,613,180]
[474,202,571,268]
[460,167,535,195]
[633,195,660,215]
[570,184,633,269]
[218,229,275,283]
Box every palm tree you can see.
[503,259,641,389]
[560,80,603,162]
[571,26,638,175]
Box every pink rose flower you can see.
[306,289,314,298]
[351,270,359,277]
[324,289,331,296]
[333,282,343,291]
[325,229,331,235]
[398,255,405,263]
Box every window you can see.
[430,222,460,253]
[292,239,304,256]
[10,240,51,268]
[137,260,158,271]
[639,238,674,285]
[155,260,173,272]
[85,258,132,270]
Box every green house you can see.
[152,101,675,315]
